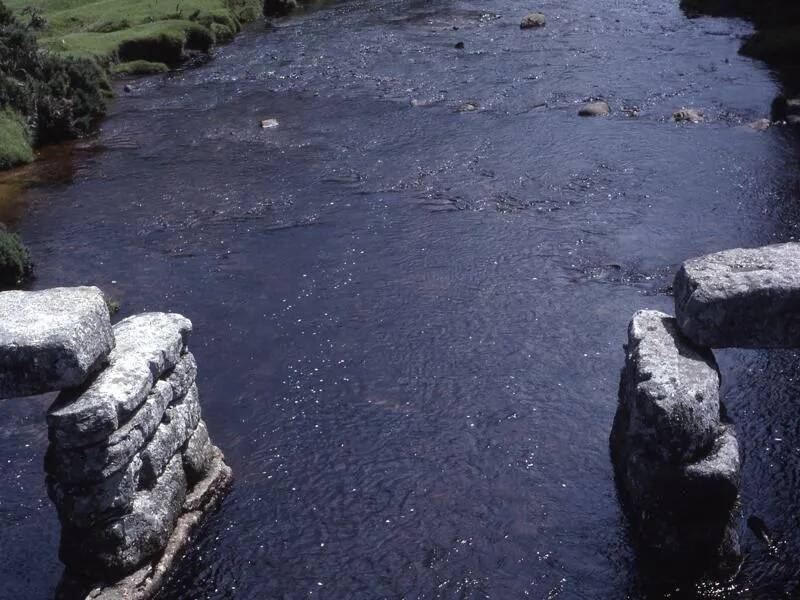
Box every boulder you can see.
[746,118,771,131]
[673,108,703,123]
[617,310,722,464]
[48,312,192,447]
[139,385,201,486]
[520,12,546,28]
[0,287,114,399]
[59,453,187,578]
[579,101,610,117]
[47,381,173,484]
[674,242,800,348]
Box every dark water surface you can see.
[3,0,800,598]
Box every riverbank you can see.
[682,0,800,95]
[0,0,263,175]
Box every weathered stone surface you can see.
[520,12,546,28]
[56,448,232,600]
[139,385,201,485]
[184,445,232,512]
[165,352,197,400]
[47,455,141,529]
[674,108,703,123]
[674,242,800,348]
[48,313,192,448]
[47,381,173,484]
[0,287,114,399]
[618,310,721,464]
[59,453,187,578]
[183,420,214,482]
[578,101,610,117]
[615,425,740,516]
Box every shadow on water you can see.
[1,0,800,598]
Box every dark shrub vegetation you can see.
[0,1,108,152]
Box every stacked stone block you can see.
[612,242,800,579]
[0,287,231,599]
[610,310,741,577]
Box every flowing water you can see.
[2,0,800,598]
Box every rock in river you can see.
[520,13,546,28]
[673,108,703,123]
[579,101,611,117]
[674,242,800,348]
[0,287,114,399]
[614,310,722,464]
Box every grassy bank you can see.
[0,0,262,171]
[7,0,262,69]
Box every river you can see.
[2,0,800,598]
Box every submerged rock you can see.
[520,12,546,28]
[616,310,722,464]
[746,118,771,131]
[674,242,800,348]
[579,101,611,117]
[457,101,479,112]
[0,287,114,399]
[673,108,703,123]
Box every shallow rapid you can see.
[2,0,800,597]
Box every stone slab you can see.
[48,313,192,448]
[674,242,800,348]
[618,310,722,464]
[59,453,187,578]
[183,420,214,483]
[0,287,114,399]
[47,381,173,484]
[47,454,141,529]
[56,450,232,600]
[139,385,201,486]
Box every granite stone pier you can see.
[611,242,800,579]
[0,286,231,600]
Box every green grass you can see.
[0,110,34,170]
[9,0,261,65]
[111,58,168,75]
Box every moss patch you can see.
[0,223,33,288]
[0,110,34,170]
[111,59,168,75]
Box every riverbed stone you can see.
[0,287,114,399]
[617,310,721,464]
[746,118,771,131]
[578,101,610,117]
[59,453,187,578]
[673,108,703,123]
[47,380,173,484]
[674,242,800,348]
[520,12,546,28]
[183,420,214,482]
[47,455,142,529]
[139,385,201,485]
[47,312,192,448]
